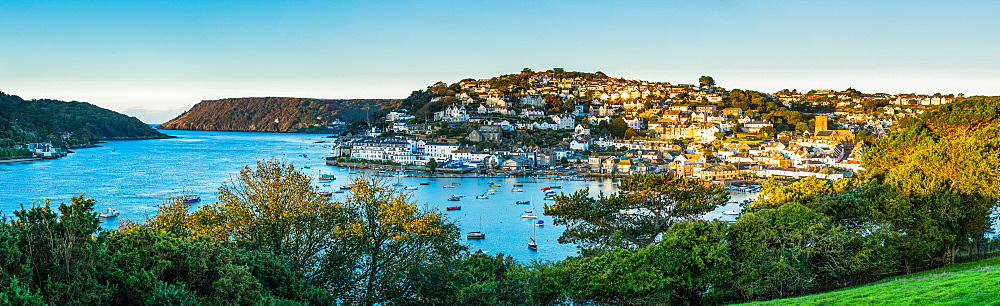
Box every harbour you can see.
[0,129,756,263]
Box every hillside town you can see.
[327,69,958,182]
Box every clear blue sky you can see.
[2,0,998,122]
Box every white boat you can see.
[521,211,538,219]
[485,192,496,195]
[452,194,464,197]
[512,189,524,192]
[443,185,455,188]
[722,210,740,215]
[404,186,418,190]
[528,226,538,250]
[99,208,120,218]
[476,195,489,199]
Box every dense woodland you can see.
[158,97,400,133]
[2,97,999,305]
[0,92,166,157]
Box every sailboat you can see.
[467,217,486,239]
[528,226,538,250]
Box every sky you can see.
[2,0,999,123]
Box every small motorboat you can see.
[550,186,562,189]
[521,211,538,219]
[419,182,430,185]
[404,186,419,190]
[467,231,486,239]
[334,190,345,193]
[452,194,464,198]
[491,184,502,187]
[535,220,544,227]
[986,228,997,233]
[485,192,496,195]
[476,195,489,199]
[540,187,551,191]
[99,208,120,218]
[340,186,353,190]
[340,168,347,171]
[722,210,740,215]
[544,196,554,200]
[512,189,524,192]
[468,249,490,256]
[447,196,461,201]
[180,195,201,203]
[446,206,461,211]
[513,184,524,187]
[443,185,455,188]
[317,191,333,196]
[516,201,530,205]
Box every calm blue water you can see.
[0,130,755,262]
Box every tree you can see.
[624,128,638,139]
[545,174,729,251]
[339,176,466,305]
[699,76,715,87]
[426,158,439,173]
[1,196,114,304]
[184,159,349,278]
[551,220,732,305]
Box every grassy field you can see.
[746,256,1000,305]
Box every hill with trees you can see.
[0,92,167,157]
[158,97,399,133]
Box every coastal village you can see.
[326,69,956,182]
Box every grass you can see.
[745,256,1000,305]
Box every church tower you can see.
[815,116,828,132]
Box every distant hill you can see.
[0,92,167,148]
[158,97,400,132]
[746,256,1000,305]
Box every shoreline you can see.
[0,157,44,164]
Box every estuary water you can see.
[0,130,754,262]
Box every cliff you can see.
[158,97,399,132]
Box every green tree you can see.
[426,158,439,173]
[545,174,729,251]
[699,76,716,87]
[339,176,466,305]
[184,159,349,278]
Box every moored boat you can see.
[404,186,419,190]
[722,210,739,215]
[521,211,538,219]
[476,195,488,199]
[419,182,430,185]
[99,208,120,218]
[516,201,530,205]
[446,206,461,211]
[447,196,461,201]
[512,189,524,192]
